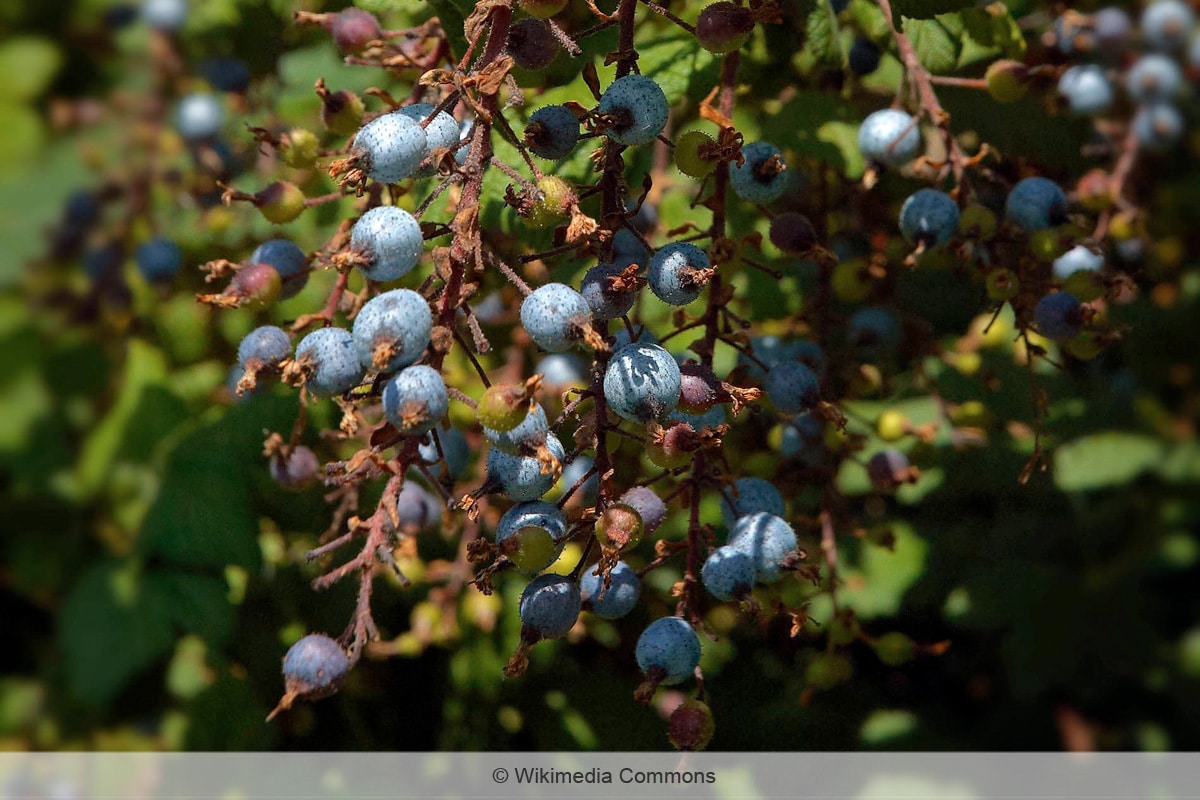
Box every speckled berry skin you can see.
[857,108,922,168]
[177,93,223,140]
[648,242,710,306]
[526,105,580,160]
[619,486,666,533]
[351,289,432,372]
[1005,177,1068,232]
[1034,292,1083,340]
[519,573,581,638]
[1058,65,1114,116]
[1141,0,1194,51]
[237,326,291,370]
[635,617,701,685]
[520,283,592,352]
[352,112,428,183]
[488,433,565,501]
[604,343,682,424]
[701,546,757,600]
[613,228,650,265]
[1053,245,1104,280]
[382,365,448,436]
[350,205,423,282]
[764,361,820,415]
[720,476,786,529]
[599,74,669,147]
[296,327,365,397]
[581,561,641,619]
[581,263,637,320]
[251,239,308,298]
[899,189,960,247]
[484,402,549,455]
[1134,103,1184,152]
[728,512,797,583]
[282,634,349,690]
[730,141,788,203]
[418,427,471,479]
[135,237,182,281]
[397,103,460,155]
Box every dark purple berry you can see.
[507,18,558,70]
[326,8,383,54]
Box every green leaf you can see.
[638,33,717,108]
[805,2,844,66]
[0,36,62,101]
[59,563,234,706]
[0,104,43,171]
[902,16,962,74]
[425,0,473,60]
[960,5,1026,59]
[890,0,973,20]
[1053,432,1166,492]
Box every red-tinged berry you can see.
[507,18,558,70]
[668,698,715,751]
[696,2,754,55]
[326,8,383,55]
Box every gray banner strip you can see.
[2,753,1198,799]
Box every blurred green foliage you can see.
[1,0,1199,753]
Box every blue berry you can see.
[558,455,599,504]
[454,118,474,166]
[648,242,710,306]
[581,561,641,619]
[612,324,658,350]
[296,327,365,397]
[670,403,726,429]
[496,500,568,573]
[867,448,911,492]
[599,74,669,147]
[520,283,592,352]
[419,427,471,480]
[176,93,223,141]
[382,365,448,436]
[484,402,549,455]
[488,432,565,501]
[635,617,701,685]
[701,545,756,600]
[720,476,785,529]
[604,343,682,424]
[1053,245,1104,280]
[738,335,817,381]
[849,306,902,357]
[200,57,251,93]
[525,105,580,160]
[392,481,442,531]
[398,103,460,156]
[141,0,188,31]
[519,574,581,638]
[536,353,588,388]
[619,486,666,533]
[1141,0,1194,51]
[270,446,321,490]
[238,325,291,370]
[1094,7,1132,49]
[1134,103,1184,151]
[1005,176,1068,232]
[849,38,882,75]
[135,236,181,281]
[613,227,650,265]
[857,108,922,169]
[281,634,349,692]
[765,361,820,415]
[1057,65,1114,116]
[251,239,308,299]
[1034,292,1083,340]
[1126,55,1182,104]
[1189,30,1200,69]
[779,411,825,466]
[899,189,960,247]
[350,205,423,282]
[730,141,789,203]
[352,112,428,183]
[728,512,797,583]
[352,289,432,372]
[65,190,100,227]
[581,262,637,320]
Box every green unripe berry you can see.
[518,0,567,18]
[877,410,908,442]
[1063,270,1105,302]
[674,131,717,178]
[525,176,573,229]
[505,526,560,573]
[1029,228,1067,262]
[831,259,872,302]
[477,383,533,432]
[281,128,320,169]
[806,652,854,689]
[255,181,306,224]
[985,268,1019,301]
[872,631,916,666]
[959,204,997,239]
[986,59,1029,103]
[322,90,365,136]
[230,262,283,308]
[1064,330,1104,360]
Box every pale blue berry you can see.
[648,242,710,306]
[282,634,349,690]
[238,325,291,370]
[728,512,797,583]
[141,0,188,32]
[351,205,423,282]
[857,108,922,168]
[1126,55,1182,104]
[520,283,592,352]
[1053,245,1104,280]
[177,93,223,140]
[488,432,566,501]
[1141,0,1194,51]
[599,74,669,147]
[581,262,637,320]
[1058,65,1114,116]
[519,574,581,638]
[701,546,756,600]
[899,189,960,247]
[604,343,682,424]
[352,112,428,183]
[849,307,901,357]
[383,364,448,436]
[720,476,786,529]
[635,617,701,685]
[1005,177,1068,232]
[581,561,641,619]
[351,289,432,372]
[526,105,580,160]
[730,141,789,203]
[1134,103,1184,151]
[296,327,365,397]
